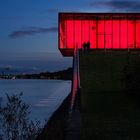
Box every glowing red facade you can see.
[59,13,140,56]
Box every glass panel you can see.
[97,20,104,49]
[66,20,74,49]
[98,35,104,49]
[98,20,104,35]
[59,22,63,49]
[90,20,97,49]
[105,35,112,49]
[136,20,140,48]
[82,20,90,47]
[105,20,112,49]
[120,20,127,49]
[75,20,82,49]
[128,20,135,49]
[59,20,66,49]
[113,20,119,49]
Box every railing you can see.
[70,46,80,112]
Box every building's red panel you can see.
[66,20,74,49]
[136,20,140,48]
[59,19,66,49]
[113,20,119,49]
[75,20,82,49]
[120,20,127,49]
[82,20,90,47]
[105,20,112,49]
[59,13,140,56]
[128,20,135,49]
[90,20,97,49]
[98,20,104,49]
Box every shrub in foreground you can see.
[0,93,41,140]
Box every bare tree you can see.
[0,93,42,140]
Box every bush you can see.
[0,93,41,140]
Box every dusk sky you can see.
[0,0,140,71]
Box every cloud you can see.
[9,26,58,38]
[90,1,140,12]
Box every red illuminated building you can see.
[59,13,140,56]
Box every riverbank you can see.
[36,93,71,140]
[0,67,72,80]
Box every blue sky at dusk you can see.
[0,0,140,71]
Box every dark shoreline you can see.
[36,93,71,140]
[0,67,73,80]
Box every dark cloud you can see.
[9,26,58,38]
[90,1,140,12]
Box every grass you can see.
[80,51,140,140]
